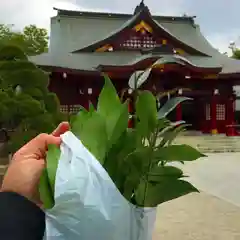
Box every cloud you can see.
[207,30,239,55]
[0,0,239,52]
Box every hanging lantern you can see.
[63,72,67,79]
[88,88,93,95]
[214,89,219,95]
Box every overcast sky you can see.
[0,0,240,54]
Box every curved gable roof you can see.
[70,6,208,56]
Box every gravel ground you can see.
[153,193,240,240]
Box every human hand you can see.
[1,122,70,204]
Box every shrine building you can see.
[30,1,240,135]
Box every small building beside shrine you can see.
[30,1,240,135]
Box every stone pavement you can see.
[179,153,240,207]
[1,152,240,239]
[152,153,240,240]
[153,193,240,240]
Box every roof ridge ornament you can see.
[134,0,150,15]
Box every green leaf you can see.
[72,110,108,164]
[158,97,191,119]
[148,166,184,182]
[154,144,206,162]
[123,171,142,201]
[39,168,54,209]
[167,124,189,146]
[128,68,152,89]
[122,147,151,201]
[106,102,129,148]
[104,129,139,191]
[39,145,60,209]
[97,74,121,115]
[135,91,157,138]
[97,74,128,147]
[89,102,95,113]
[157,122,188,148]
[135,179,199,207]
[158,121,185,138]
[46,144,61,193]
[70,108,87,127]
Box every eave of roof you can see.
[30,52,224,75]
[53,7,195,23]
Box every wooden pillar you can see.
[128,100,133,128]
[176,89,182,122]
[176,103,182,122]
[228,96,235,125]
[226,95,235,136]
[210,95,217,134]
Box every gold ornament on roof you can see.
[133,20,153,33]
[96,44,114,52]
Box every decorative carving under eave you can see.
[152,63,165,69]
[95,44,113,52]
[175,48,185,55]
[162,39,167,45]
[204,74,218,79]
[133,20,153,33]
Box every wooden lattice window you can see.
[205,104,210,120]
[69,105,82,114]
[216,104,225,120]
[120,31,160,50]
[60,105,82,114]
[60,105,68,114]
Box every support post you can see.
[128,98,134,129]
[176,103,182,122]
[210,95,217,134]
[176,89,182,122]
[226,95,235,136]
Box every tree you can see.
[232,49,240,59]
[0,45,61,153]
[0,24,48,56]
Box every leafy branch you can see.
[40,72,205,209]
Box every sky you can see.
[0,0,240,54]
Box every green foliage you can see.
[136,91,157,139]
[39,145,61,209]
[158,97,191,119]
[7,128,38,153]
[72,111,108,163]
[0,24,48,56]
[0,45,27,60]
[44,93,60,113]
[39,169,54,209]
[129,68,152,89]
[97,75,129,148]
[154,144,206,163]
[232,49,240,60]
[135,179,198,207]
[42,74,204,209]
[0,45,61,153]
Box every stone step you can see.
[173,134,240,153]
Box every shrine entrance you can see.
[181,99,201,131]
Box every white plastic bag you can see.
[45,131,156,240]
